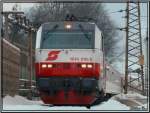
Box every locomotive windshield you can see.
[40,23,94,49]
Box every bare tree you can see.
[27,3,120,63]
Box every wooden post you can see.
[4,14,9,40]
[27,29,33,100]
[137,2,145,95]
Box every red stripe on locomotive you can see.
[35,62,100,79]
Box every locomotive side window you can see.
[40,25,94,49]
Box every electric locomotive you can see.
[35,20,106,106]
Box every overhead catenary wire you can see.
[107,9,126,14]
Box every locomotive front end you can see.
[35,21,104,106]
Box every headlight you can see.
[42,64,47,68]
[81,64,87,68]
[48,64,53,68]
[65,24,72,29]
[87,64,92,68]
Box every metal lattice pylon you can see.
[124,1,145,95]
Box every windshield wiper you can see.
[42,24,59,42]
[78,24,90,41]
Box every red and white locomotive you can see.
[35,20,122,107]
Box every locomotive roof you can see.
[41,21,96,30]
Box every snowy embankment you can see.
[2,95,130,111]
[113,92,148,110]
[3,95,43,105]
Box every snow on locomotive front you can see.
[35,21,105,105]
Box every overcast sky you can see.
[2,3,148,73]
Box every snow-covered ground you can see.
[113,92,149,111]
[2,93,148,111]
[113,92,147,100]
[2,95,130,111]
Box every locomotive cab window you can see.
[40,24,95,49]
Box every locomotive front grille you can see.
[63,63,70,69]
[37,77,97,95]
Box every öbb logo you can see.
[46,51,61,61]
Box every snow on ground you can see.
[2,95,130,111]
[113,92,148,111]
[113,91,147,100]
[3,95,43,105]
